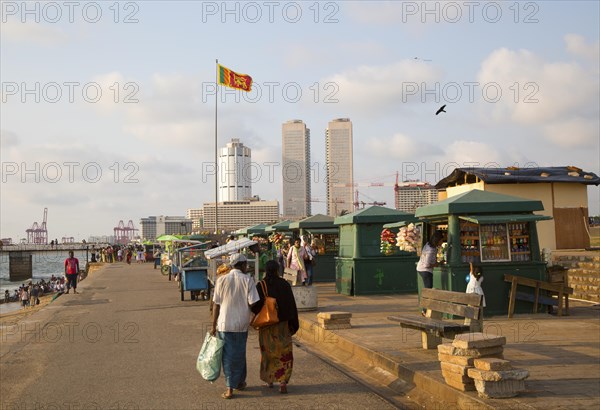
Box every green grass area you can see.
[590,226,600,247]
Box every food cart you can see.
[156,236,203,279]
[333,206,419,295]
[289,214,338,282]
[414,189,552,316]
[173,242,211,301]
[204,238,260,285]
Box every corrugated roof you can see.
[435,166,600,188]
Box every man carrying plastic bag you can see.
[197,332,225,381]
[210,253,260,399]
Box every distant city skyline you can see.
[282,119,311,219]
[326,118,354,216]
[218,138,252,202]
[1,2,598,240]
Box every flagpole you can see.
[215,59,219,238]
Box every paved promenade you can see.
[0,263,401,410]
[1,262,599,409]
[297,284,600,409]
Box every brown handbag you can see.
[251,281,279,329]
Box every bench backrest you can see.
[420,288,483,320]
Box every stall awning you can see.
[306,228,339,235]
[204,238,258,259]
[459,214,552,224]
[382,219,420,229]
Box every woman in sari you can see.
[251,260,299,394]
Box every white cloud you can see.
[477,43,599,148]
[367,132,442,160]
[0,130,20,150]
[542,117,600,148]
[0,21,67,45]
[565,34,600,61]
[442,140,503,167]
[324,60,443,114]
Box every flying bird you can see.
[436,105,446,115]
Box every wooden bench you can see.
[504,274,573,318]
[388,288,483,350]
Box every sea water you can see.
[0,250,89,293]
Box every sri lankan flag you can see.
[218,64,252,92]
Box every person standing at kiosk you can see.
[416,231,444,290]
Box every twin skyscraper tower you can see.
[218,118,354,219]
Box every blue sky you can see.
[1,0,599,240]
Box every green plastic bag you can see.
[196,332,224,382]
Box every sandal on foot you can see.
[279,384,287,394]
[221,391,233,399]
[236,381,247,391]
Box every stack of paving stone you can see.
[437,332,506,391]
[317,311,352,330]
[468,358,529,398]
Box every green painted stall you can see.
[289,214,338,282]
[415,189,552,316]
[333,206,419,295]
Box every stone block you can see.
[438,353,474,366]
[440,361,471,375]
[468,368,529,382]
[318,317,351,325]
[317,311,352,320]
[320,323,352,330]
[474,358,513,371]
[474,379,526,399]
[442,370,473,384]
[452,332,506,349]
[443,375,475,391]
[438,343,504,358]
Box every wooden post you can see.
[508,277,518,318]
[557,288,564,316]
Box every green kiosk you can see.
[334,206,419,295]
[414,189,552,316]
[289,214,338,282]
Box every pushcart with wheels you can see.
[173,242,211,301]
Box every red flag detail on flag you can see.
[218,64,252,92]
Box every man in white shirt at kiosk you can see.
[211,253,260,400]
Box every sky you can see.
[1,0,599,241]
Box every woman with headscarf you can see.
[251,260,299,394]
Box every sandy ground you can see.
[0,294,58,326]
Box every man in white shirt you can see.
[210,253,260,400]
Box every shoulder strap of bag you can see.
[260,280,268,297]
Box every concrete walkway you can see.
[0,263,406,410]
[297,284,600,409]
[2,263,598,409]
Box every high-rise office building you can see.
[218,138,251,202]
[203,199,280,232]
[186,208,204,232]
[282,120,311,219]
[139,216,193,241]
[325,118,354,216]
[394,182,439,213]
